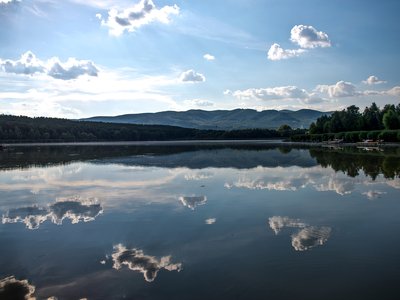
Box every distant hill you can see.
[83,109,330,130]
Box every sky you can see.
[0,0,399,118]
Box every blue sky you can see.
[0,0,399,118]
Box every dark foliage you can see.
[0,115,304,142]
[309,103,400,134]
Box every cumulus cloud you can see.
[0,276,35,300]
[98,0,179,36]
[291,226,331,251]
[179,196,207,210]
[205,218,216,225]
[0,51,99,80]
[315,80,359,98]
[290,25,331,49]
[2,197,103,229]
[184,99,214,107]
[363,75,386,85]
[231,85,321,104]
[203,54,215,61]
[111,244,182,282]
[268,25,330,60]
[179,69,206,82]
[268,216,307,234]
[387,86,400,96]
[267,43,305,61]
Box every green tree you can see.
[383,110,400,129]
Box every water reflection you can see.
[2,197,103,229]
[0,276,35,300]
[268,216,307,234]
[179,196,207,210]
[0,144,399,299]
[269,216,331,251]
[205,218,216,225]
[111,244,183,282]
[291,226,331,251]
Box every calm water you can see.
[1,144,400,300]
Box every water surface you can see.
[1,144,400,299]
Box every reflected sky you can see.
[0,145,399,300]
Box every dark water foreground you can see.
[0,144,399,300]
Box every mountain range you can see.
[83,109,330,130]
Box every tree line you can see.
[0,115,305,142]
[309,103,400,134]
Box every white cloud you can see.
[268,25,330,61]
[0,0,19,4]
[184,99,214,107]
[267,43,305,61]
[99,0,180,36]
[112,244,182,282]
[179,69,206,82]
[232,86,314,102]
[387,86,400,96]
[363,75,386,85]
[0,51,99,80]
[290,25,331,49]
[315,80,358,98]
[203,53,215,61]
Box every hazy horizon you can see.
[1,0,399,119]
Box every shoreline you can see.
[1,139,400,148]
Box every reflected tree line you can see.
[1,144,399,179]
[310,148,400,179]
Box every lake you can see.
[1,143,400,300]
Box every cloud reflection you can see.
[268,216,307,234]
[179,196,207,210]
[291,226,331,251]
[2,197,103,229]
[205,218,216,225]
[269,216,331,251]
[0,276,35,300]
[111,244,182,282]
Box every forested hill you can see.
[83,109,329,130]
[0,115,303,143]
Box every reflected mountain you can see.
[269,216,331,251]
[2,197,103,229]
[111,244,182,282]
[291,226,331,251]
[179,196,207,210]
[2,144,399,180]
[0,144,317,170]
[0,276,35,300]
